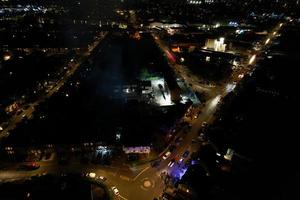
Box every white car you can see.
[238,74,244,79]
[88,172,96,178]
[162,151,171,160]
[179,157,184,163]
[111,186,119,196]
[97,176,107,181]
[202,121,208,127]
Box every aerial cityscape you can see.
[0,0,299,200]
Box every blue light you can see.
[191,160,199,165]
[228,21,238,27]
[170,164,188,180]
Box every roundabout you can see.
[140,177,155,191]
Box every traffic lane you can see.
[162,95,220,166]
[0,105,36,138]
[0,162,134,200]
[134,95,221,192]
[0,158,132,180]
[137,95,222,178]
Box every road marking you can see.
[108,172,117,176]
[133,166,150,181]
[155,172,161,177]
[140,185,148,191]
[119,175,130,181]
[139,177,156,191]
[118,195,128,200]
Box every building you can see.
[204,37,227,52]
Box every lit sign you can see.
[123,146,151,154]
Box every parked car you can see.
[183,150,190,158]
[18,162,40,171]
[162,151,171,160]
[111,186,119,195]
[97,176,107,181]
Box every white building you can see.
[205,37,227,52]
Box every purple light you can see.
[191,160,199,165]
[170,164,188,180]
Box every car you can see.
[198,135,205,142]
[162,151,171,160]
[238,74,244,79]
[16,109,23,115]
[18,162,40,171]
[97,176,107,181]
[182,150,190,158]
[199,132,205,137]
[168,159,175,167]
[111,186,119,196]
[88,172,96,178]
[175,137,183,146]
[179,157,184,163]
[41,171,47,176]
[195,111,202,119]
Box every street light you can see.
[3,55,11,61]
